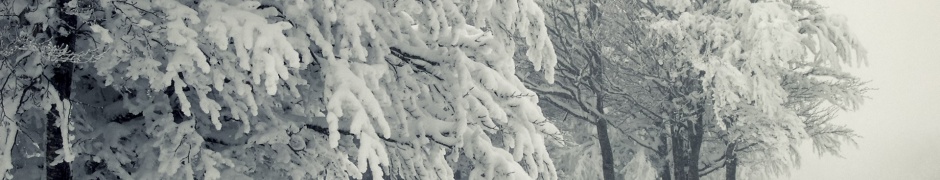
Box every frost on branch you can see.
[650,0,864,128]
[65,0,560,179]
[646,0,867,178]
[0,100,17,180]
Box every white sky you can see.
[778,0,940,179]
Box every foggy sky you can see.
[779,0,940,179]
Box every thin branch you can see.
[303,123,453,148]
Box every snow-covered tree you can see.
[526,0,868,180]
[0,0,105,178]
[0,0,563,179]
[515,0,654,179]
[522,0,713,179]
[645,0,867,179]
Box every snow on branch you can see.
[303,123,455,148]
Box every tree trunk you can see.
[45,59,73,180]
[660,163,672,180]
[596,118,616,180]
[670,127,690,180]
[668,117,704,180]
[725,142,738,180]
[687,117,704,180]
[663,123,675,180]
[589,69,615,180]
[45,0,77,179]
[659,132,673,180]
[725,155,738,180]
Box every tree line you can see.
[521,0,867,179]
[0,0,866,179]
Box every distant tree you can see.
[527,0,868,180]
[516,0,654,179]
[643,0,868,179]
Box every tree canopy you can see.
[522,0,867,179]
[1,0,562,179]
[0,0,869,179]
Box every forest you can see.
[0,0,867,179]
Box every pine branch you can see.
[303,123,454,148]
[111,113,142,123]
[389,47,444,81]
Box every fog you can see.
[781,0,940,179]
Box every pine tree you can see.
[0,0,562,179]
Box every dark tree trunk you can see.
[658,136,672,180]
[596,118,615,180]
[725,155,738,180]
[670,127,690,180]
[660,163,672,180]
[668,116,705,180]
[687,117,704,180]
[45,59,73,180]
[669,126,688,180]
[725,142,738,180]
[45,0,77,179]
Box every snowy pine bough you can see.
[0,0,561,179]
